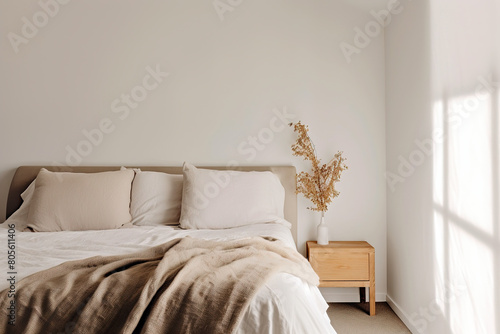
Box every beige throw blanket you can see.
[0,237,318,334]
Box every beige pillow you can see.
[130,171,183,226]
[1,180,36,231]
[179,163,288,229]
[27,169,134,232]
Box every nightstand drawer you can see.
[309,252,369,281]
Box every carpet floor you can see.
[327,302,412,334]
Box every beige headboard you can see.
[6,166,298,243]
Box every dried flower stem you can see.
[289,121,348,212]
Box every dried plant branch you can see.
[289,121,348,212]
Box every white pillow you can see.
[1,180,36,231]
[130,171,183,226]
[27,169,134,232]
[179,162,288,229]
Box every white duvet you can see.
[0,223,336,334]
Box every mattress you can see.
[0,222,336,334]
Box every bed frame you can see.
[6,166,298,243]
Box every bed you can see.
[0,164,336,334]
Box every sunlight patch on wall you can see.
[431,210,445,295]
[432,91,496,333]
[432,101,444,207]
[446,93,493,235]
[447,222,494,334]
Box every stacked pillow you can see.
[129,170,183,226]
[4,163,288,232]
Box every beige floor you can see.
[327,302,412,334]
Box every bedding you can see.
[0,165,335,333]
[1,236,318,334]
[0,224,335,334]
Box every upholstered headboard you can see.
[6,166,298,243]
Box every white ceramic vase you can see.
[317,211,329,245]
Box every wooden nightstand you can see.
[306,241,376,316]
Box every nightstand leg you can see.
[369,286,375,315]
[359,287,366,303]
[369,251,376,316]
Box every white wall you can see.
[386,0,499,333]
[385,0,437,331]
[0,1,386,302]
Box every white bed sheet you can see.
[0,223,336,334]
